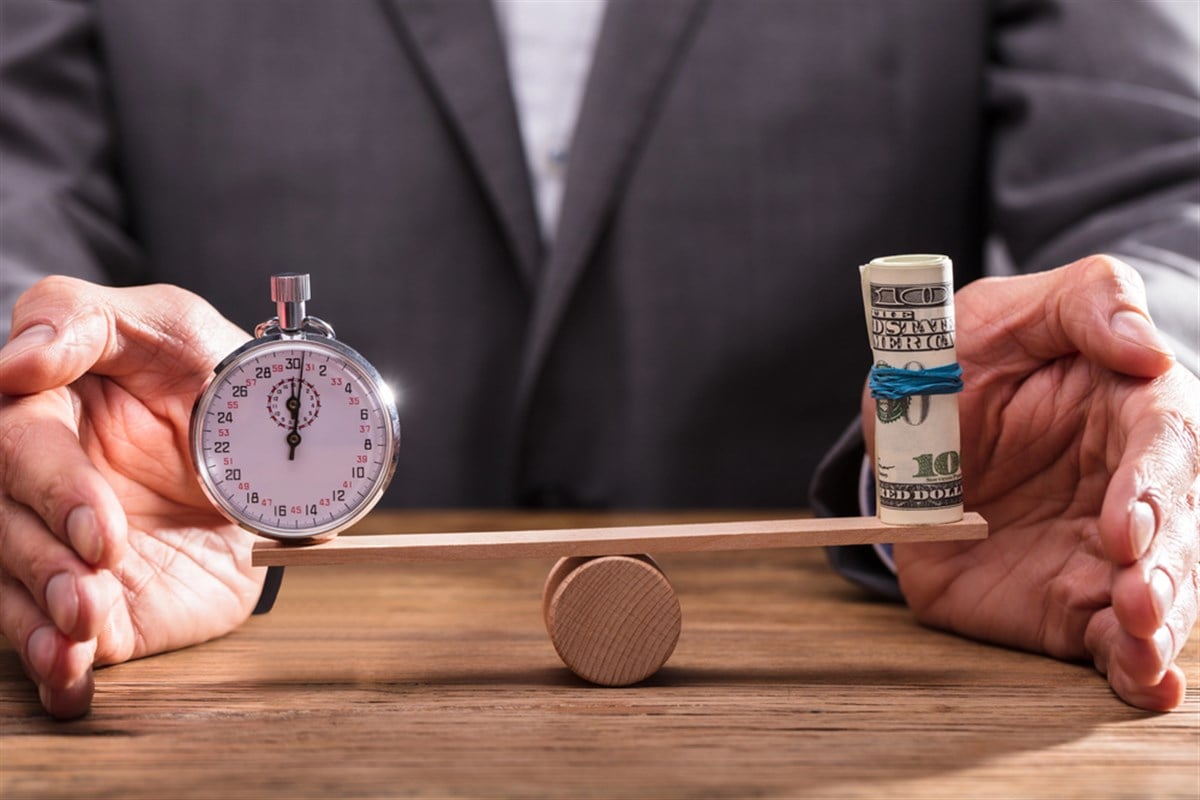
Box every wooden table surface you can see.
[2,511,1197,799]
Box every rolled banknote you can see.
[859,254,963,524]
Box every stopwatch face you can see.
[190,337,399,541]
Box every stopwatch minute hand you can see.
[286,352,305,460]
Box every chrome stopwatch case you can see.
[190,273,400,541]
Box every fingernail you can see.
[45,573,79,635]
[27,625,57,680]
[42,672,94,719]
[1149,568,1174,624]
[0,324,56,365]
[1129,501,1155,558]
[67,506,103,565]
[1111,310,1173,357]
[1153,626,1175,668]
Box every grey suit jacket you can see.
[2,0,1198,520]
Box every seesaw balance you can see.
[252,514,987,686]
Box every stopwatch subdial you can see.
[266,378,321,430]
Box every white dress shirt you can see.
[493,0,608,243]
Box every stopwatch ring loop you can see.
[254,316,337,340]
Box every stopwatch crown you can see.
[270,273,310,332]
[271,273,310,303]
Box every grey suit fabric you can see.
[2,0,1198,520]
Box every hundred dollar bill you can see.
[859,254,963,524]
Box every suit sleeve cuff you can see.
[860,455,897,574]
[252,565,285,615]
[810,416,904,602]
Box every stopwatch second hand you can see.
[286,352,305,460]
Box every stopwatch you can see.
[190,273,400,542]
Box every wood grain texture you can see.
[543,555,682,686]
[251,512,988,567]
[1,511,1196,800]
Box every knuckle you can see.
[0,574,36,669]
[0,405,33,489]
[155,283,214,329]
[1166,568,1199,649]
[148,282,200,305]
[0,500,56,596]
[30,468,73,535]
[32,274,85,296]
[10,277,114,370]
[58,302,117,365]
[136,283,240,367]
[0,407,79,535]
[160,290,211,341]
[1074,254,1145,298]
[0,497,16,554]
[1160,407,1200,478]
[1075,253,1124,279]
[25,548,61,599]
[11,276,87,324]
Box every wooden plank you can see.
[251,512,987,567]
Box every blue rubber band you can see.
[869,363,963,400]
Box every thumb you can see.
[960,254,1175,380]
[0,276,246,395]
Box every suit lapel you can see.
[518,0,708,402]
[380,0,542,287]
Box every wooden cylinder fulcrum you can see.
[542,554,682,687]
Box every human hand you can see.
[0,277,263,718]
[863,255,1198,711]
